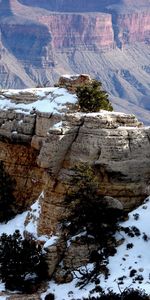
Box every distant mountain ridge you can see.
[0,0,149,123]
[18,0,150,12]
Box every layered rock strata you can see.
[0,80,150,293]
[0,1,150,126]
[38,13,115,50]
[117,11,150,46]
[36,111,150,235]
[0,94,149,233]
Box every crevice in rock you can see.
[62,118,85,162]
[146,131,150,144]
[52,117,85,182]
[95,148,102,163]
[127,132,132,153]
[109,10,122,49]
[31,113,37,137]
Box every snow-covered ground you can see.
[41,196,150,300]
[0,296,7,300]
[0,197,150,299]
[0,87,77,115]
[0,87,144,126]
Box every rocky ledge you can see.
[0,76,149,230]
[0,75,150,295]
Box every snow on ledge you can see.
[0,87,77,115]
[61,73,89,80]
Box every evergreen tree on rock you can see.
[76,79,113,112]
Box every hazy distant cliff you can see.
[37,13,114,50]
[0,0,149,123]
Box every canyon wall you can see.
[0,0,149,123]
[38,13,114,50]
[117,11,150,46]
[0,80,150,236]
[0,78,150,295]
[0,110,45,211]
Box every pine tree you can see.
[63,164,124,287]
[83,289,149,300]
[0,230,47,292]
[76,79,113,112]
[64,164,121,243]
[0,161,17,222]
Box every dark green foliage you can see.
[82,289,149,300]
[143,233,148,241]
[63,164,124,286]
[64,164,122,245]
[121,226,141,238]
[45,294,55,300]
[0,230,47,292]
[76,80,113,112]
[121,289,149,300]
[0,161,17,222]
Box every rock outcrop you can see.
[36,111,150,235]
[0,76,149,235]
[0,76,150,296]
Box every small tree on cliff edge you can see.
[76,79,113,112]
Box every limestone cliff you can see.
[38,13,114,50]
[0,75,149,237]
[117,11,150,46]
[0,76,150,298]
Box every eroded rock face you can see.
[0,98,150,232]
[0,79,149,234]
[117,11,150,46]
[35,111,150,235]
[38,13,115,50]
[0,142,44,210]
[0,81,150,290]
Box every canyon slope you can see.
[0,0,149,123]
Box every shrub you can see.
[82,289,149,300]
[45,293,55,300]
[0,161,17,222]
[0,230,47,292]
[76,80,113,112]
[63,164,124,286]
[121,289,149,300]
[64,164,123,244]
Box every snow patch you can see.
[43,236,59,248]
[0,296,7,300]
[41,196,150,299]
[0,211,28,237]
[25,191,44,238]
[0,87,77,115]
[53,121,63,128]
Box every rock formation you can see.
[37,13,115,50]
[0,0,149,123]
[0,75,150,297]
[0,75,149,234]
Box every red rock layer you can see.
[117,11,150,45]
[38,13,115,50]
